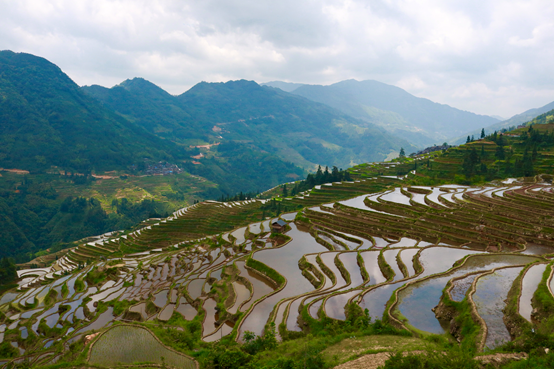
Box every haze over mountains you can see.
[263,80,501,147]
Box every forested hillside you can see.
[0,51,182,173]
[85,78,416,171]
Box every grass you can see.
[321,334,439,366]
[246,258,285,287]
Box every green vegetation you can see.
[382,348,481,369]
[0,51,184,174]
[198,308,409,369]
[348,115,554,186]
[245,258,285,287]
[0,258,17,285]
[288,165,352,197]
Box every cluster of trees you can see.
[218,191,259,202]
[520,125,554,147]
[286,166,352,197]
[0,175,172,263]
[184,141,305,198]
[468,125,546,179]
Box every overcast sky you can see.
[2,0,554,118]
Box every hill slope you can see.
[262,80,307,92]
[85,78,416,172]
[450,100,554,144]
[281,79,498,147]
[177,80,416,168]
[0,51,181,173]
[81,78,208,144]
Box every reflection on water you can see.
[519,263,547,322]
[474,267,523,349]
[175,303,198,320]
[239,224,325,339]
[396,254,538,335]
[235,262,274,312]
[400,249,418,276]
[202,298,219,336]
[383,249,403,280]
[228,282,251,314]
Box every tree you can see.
[495,144,505,160]
[399,147,406,158]
[480,128,485,139]
[282,184,288,197]
[0,258,17,285]
[466,136,471,143]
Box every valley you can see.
[2,50,554,369]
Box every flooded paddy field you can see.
[2,179,554,365]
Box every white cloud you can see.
[1,0,554,116]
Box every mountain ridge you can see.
[0,51,182,173]
[265,78,499,147]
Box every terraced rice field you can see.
[2,175,554,366]
[88,325,196,368]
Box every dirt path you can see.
[333,352,391,369]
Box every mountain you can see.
[85,78,416,173]
[450,100,554,144]
[261,81,307,92]
[0,52,416,198]
[0,51,182,173]
[178,80,417,167]
[273,79,499,147]
[81,78,208,144]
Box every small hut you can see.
[271,219,287,233]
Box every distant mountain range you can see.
[263,79,500,147]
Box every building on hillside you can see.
[271,220,287,233]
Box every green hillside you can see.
[82,79,306,194]
[85,78,416,172]
[177,80,416,168]
[450,100,554,145]
[351,109,554,185]
[81,78,207,144]
[0,51,182,173]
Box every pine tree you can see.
[481,128,485,139]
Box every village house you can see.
[271,219,287,233]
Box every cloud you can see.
[1,0,554,116]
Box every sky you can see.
[2,0,554,118]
